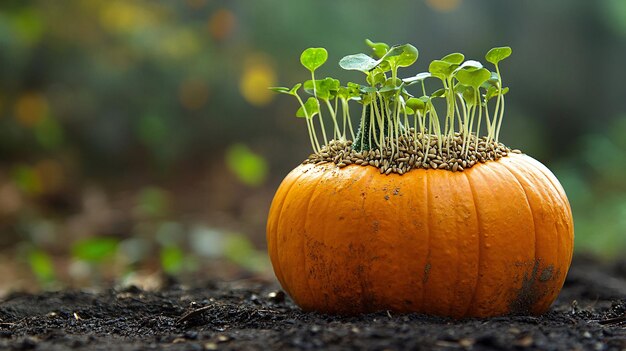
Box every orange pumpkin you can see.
[266,153,574,317]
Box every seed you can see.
[305,135,517,175]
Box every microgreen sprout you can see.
[271,41,515,174]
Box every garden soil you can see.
[1,256,625,351]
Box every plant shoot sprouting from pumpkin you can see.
[271,41,515,174]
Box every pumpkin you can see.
[268,43,574,317]
[266,153,573,317]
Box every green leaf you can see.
[485,46,512,65]
[359,85,377,94]
[72,237,119,263]
[339,53,379,72]
[382,44,418,68]
[462,88,477,106]
[431,88,446,98]
[269,87,290,93]
[366,67,386,86]
[296,97,320,119]
[377,60,392,72]
[441,53,465,64]
[365,39,389,58]
[225,143,269,187]
[406,97,425,112]
[268,83,301,95]
[289,83,302,94]
[338,85,360,100]
[403,72,432,84]
[429,60,458,79]
[484,86,499,101]
[458,60,483,70]
[484,86,509,101]
[300,47,328,72]
[379,79,402,93]
[455,67,491,89]
[303,77,340,100]
[394,44,419,67]
[480,72,500,89]
[345,82,368,97]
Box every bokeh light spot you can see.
[179,79,210,111]
[225,143,268,187]
[426,0,462,12]
[239,55,276,107]
[186,0,208,10]
[14,92,49,127]
[100,2,154,33]
[602,0,626,37]
[34,116,64,149]
[11,164,42,195]
[35,159,65,194]
[208,8,236,41]
[159,29,201,59]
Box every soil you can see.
[1,256,624,351]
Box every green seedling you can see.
[272,41,512,172]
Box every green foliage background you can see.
[0,0,624,290]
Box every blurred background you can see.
[0,0,624,294]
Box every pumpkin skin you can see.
[266,153,574,317]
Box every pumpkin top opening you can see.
[304,132,521,174]
[272,41,518,174]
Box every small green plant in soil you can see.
[271,40,518,174]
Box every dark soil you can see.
[1,256,625,351]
